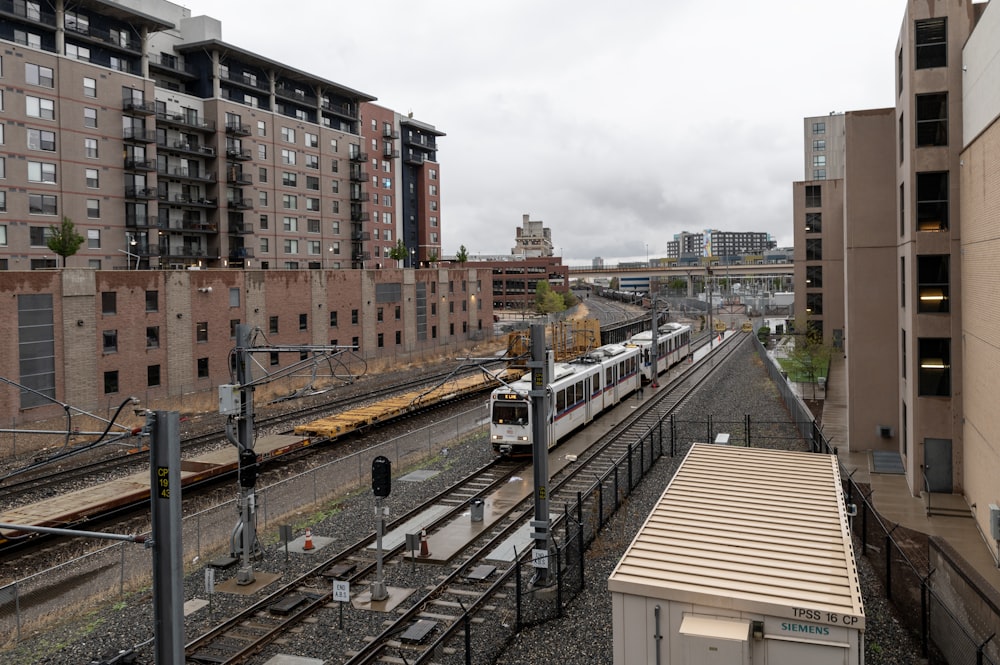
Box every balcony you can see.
[134,243,160,257]
[181,221,217,233]
[148,53,197,78]
[221,70,269,91]
[321,99,358,121]
[227,198,253,210]
[230,247,255,260]
[125,213,154,228]
[227,169,252,185]
[225,122,251,137]
[125,186,158,200]
[350,151,369,162]
[161,167,216,183]
[229,222,254,235]
[352,252,371,262]
[382,127,400,139]
[349,191,369,202]
[275,83,317,106]
[350,210,370,222]
[123,98,156,115]
[155,111,214,132]
[158,140,216,158]
[162,194,218,209]
[403,151,425,166]
[351,231,371,241]
[383,146,400,159]
[349,168,368,182]
[123,127,156,143]
[124,158,156,171]
[225,148,252,161]
[0,0,57,26]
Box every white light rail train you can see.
[489,324,691,457]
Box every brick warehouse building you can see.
[0,0,443,269]
[0,267,492,424]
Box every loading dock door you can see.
[766,639,848,665]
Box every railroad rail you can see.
[183,333,747,664]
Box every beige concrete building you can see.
[794,1,1000,552]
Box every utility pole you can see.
[707,268,715,348]
[151,411,183,664]
[650,296,659,388]
[234,324,258,585]
[529,324,553,586]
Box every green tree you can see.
[785,332,832,399]
[561,290,579,309]
[534,280,565,314]
[388,239,408,267]
[47,216,84,267]
[428,249,439,264]
[455,245,469,264]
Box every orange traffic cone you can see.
[303,527,314,551]
[419,528,430,557]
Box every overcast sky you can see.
[183,0,906,265]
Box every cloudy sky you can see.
[182,0,906,264]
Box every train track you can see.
[183,333,747,664]
[0,364,497,507]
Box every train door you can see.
[584,376,593,423]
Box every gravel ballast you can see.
[2,339,923,664]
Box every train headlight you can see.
[518,436,529,441]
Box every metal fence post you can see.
[745,414,751,447]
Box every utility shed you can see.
[608,444,865,665]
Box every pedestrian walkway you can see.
[823,354,1000,591]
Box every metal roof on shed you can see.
[608,444,865,629]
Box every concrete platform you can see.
[351,585,415,612]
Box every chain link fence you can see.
[0,405,487,643]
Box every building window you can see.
[197,357,209,378]
[147,326,159,348]
[281,127,295,143]
[329,311,338,327]
[84,106,98,127]
[103,329,118,353]
[145,290,158,312]
[85,168,99,188]
[281,149,296,165]
[916,93,947,147]
[917,255,949,313]
[147,364,161,387]
[918,338,950,396]
[102,291,117,314]
[812,122,825,135]
[196,321,208,342]
[806,212,823,233]
[27,128,56,151]
[805,185,821,208]
[806,265,822,288]
[270,351,280,366]
[916,171,949,231]
[282,194,298,209]
[29,194,57,215]
[257,120,266,136]
[87,229,100,249]
[269,316,279,333]
[283,216,296,231]
[104,370,119,394]
[86,199,100,218]
[259,167,268,183]
[805,293,823,316]
[351,309,359,324]
[83,77,96,98]
[282,171,297,187]
[915,17,947,70]
[25,63,54,87]
[901,330,907,379]
[84,138,99,158]
[305,154,319,169]
[27,161,57,183]
[284,239,298,254]
[299,313,307,330]
[26,95,55,119]
[805,238,822,261]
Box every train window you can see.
[492,402,527,425]
[557,389,566,412]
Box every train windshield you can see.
[492,401,529,425]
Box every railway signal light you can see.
[372,455,391,497]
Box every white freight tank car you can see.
[608,444,864,665]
